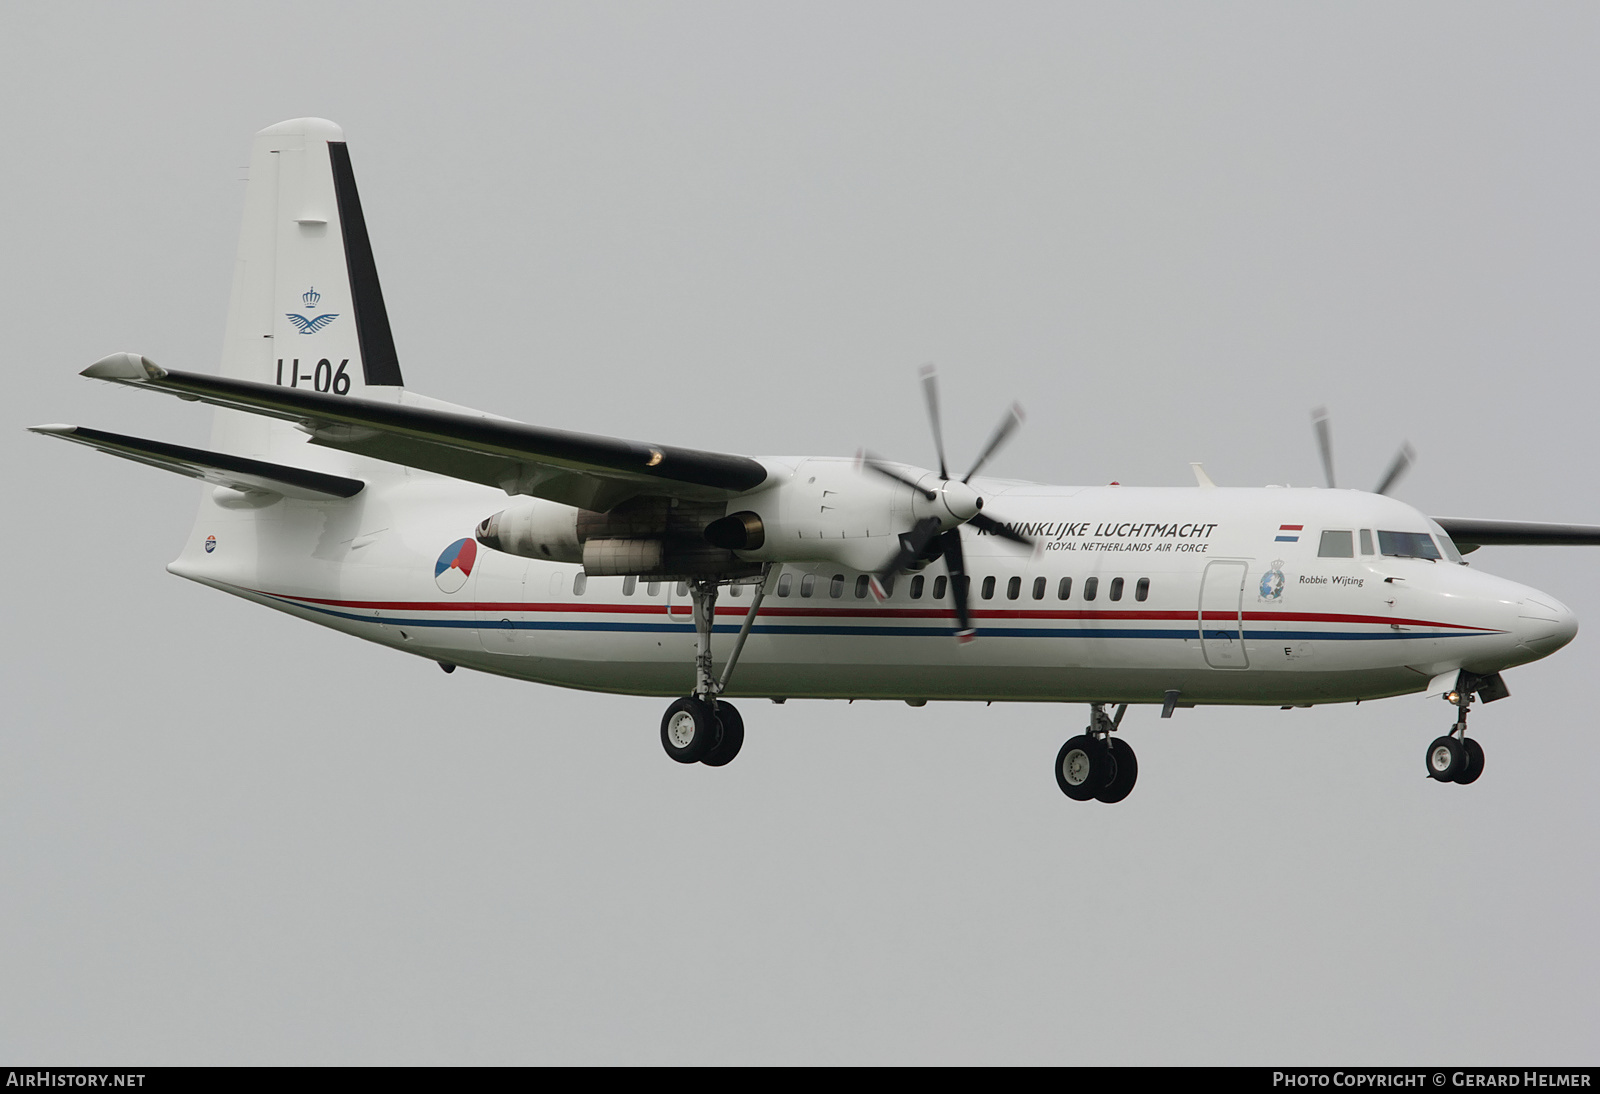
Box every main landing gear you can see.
[1425,675,1497,785]
[1056,702,1139,804]
[659,572,768,769]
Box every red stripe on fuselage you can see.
[250,589,1492,632]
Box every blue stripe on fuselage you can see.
[261,594,1487,642]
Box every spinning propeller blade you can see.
[860,368,1036,639]
[939,527,975,642]
[859,451,937,500]
[963,403,1025,483]
[876,517,944,587]
[1312,406,1336,489]
[920,364,950,481]
[1310,407,1415,497]
[969,511,1032,547]
[1373,443,1416,497]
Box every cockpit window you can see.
[1377,530,1442,560]
[1426,519,1465,564]
[1318,530,1354,558]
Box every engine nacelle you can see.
[708,456,940,573]
[476,458,955,577]
[475,499,582,563]
[582,537,663,575]
[477,495,761,578]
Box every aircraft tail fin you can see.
[214,118,405,458]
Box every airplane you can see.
[32,117,1600,803]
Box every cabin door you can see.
[1199,560,1250,669]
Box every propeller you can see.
[1310,406,1415,496]
[860,366,1035,642]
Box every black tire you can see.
[1055,735,1109,801]
[1454,737,1485,785]
[1095,737,1139,804]
[661,696,720,764]
[1426,735,1464,781]
[701,701,745,767]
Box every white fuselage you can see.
[167,458,1578,708]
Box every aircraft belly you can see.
[485,625,1422,704]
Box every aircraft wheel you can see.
[1426,735,1464,782]
[701,702,745,767]
[1094,738,1139,804]
[1055,735,1110,801]
[661,697,721,764]
[1454,737,1485,785]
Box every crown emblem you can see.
[302,286,321,307]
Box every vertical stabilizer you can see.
[213,118,405,458]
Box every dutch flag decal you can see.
[1276,524,1303,543]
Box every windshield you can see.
[1426,519,1465,564]
[1378,530,1442,560]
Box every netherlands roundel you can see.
[435,537,477,594]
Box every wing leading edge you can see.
[1432,517,1600,552]
[80,353,768,511]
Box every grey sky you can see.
[4,2,1597,1064]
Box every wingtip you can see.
[81,353,166,381]
[28,424,77,435]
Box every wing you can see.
[28,424,364,500]
[1432,517,1600,553]
[80,353,768,511]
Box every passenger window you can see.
[777,573,793,597]
[1007,576,1022,600]
[623,575,637,596]
[800,574,816,598]
[1360,529,1374,556]
[573,572,588,595]
[1084,576,1099,601]
[933,575,948,600]
[830,574,845,598]
[729,583,743,598]
[1058,577,1072,600]
[647,580,661,596]
[982,576,996,600]
[855,574,870,598]
[954,575,970,602]
[1135,578,1149,602]
[675,581,688,597]
[911,575,925,599]
[1318,530,1355,558]
[1109,577,1124,601]
[879,574,895,597]
[1033,576,1046,600]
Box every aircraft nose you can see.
[1516,594,1579,656]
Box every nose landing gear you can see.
[1055,702,1139,803]
[1426,673,1500,785]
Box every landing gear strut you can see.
[1426,674,1492,785]
[1056,702,1139,803]
[659,571,768,768]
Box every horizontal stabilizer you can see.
[79,354,769,510]
[1433,517,1600,551]
[29,424,364,500]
